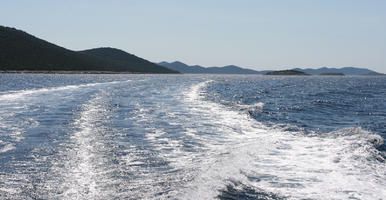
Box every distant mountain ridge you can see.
[0,26,177,73]
[160,61,382,75]
[159,61,269,74]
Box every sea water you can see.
[0,74,385,199]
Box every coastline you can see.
[0,70,171,74]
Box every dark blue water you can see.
[0,74,385,199]
[205,76,386,137]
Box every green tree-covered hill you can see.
[0,26,177,73]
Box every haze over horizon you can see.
[2,0,386,73]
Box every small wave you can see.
[218,181,286,200]
[239,102,265,110]
[0,143,15,153]
[324,127,385,162]
[0,80,129,101]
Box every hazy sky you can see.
[2,0,386,72]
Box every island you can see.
[319,73,345,76]
[265,70,310,76]
[363,72,386,76]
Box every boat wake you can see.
[0,77,385,199]
[180,81,386,200]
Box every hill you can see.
[0,26,177,73]
[159,61,268,74]
[158,61,207,74]
[205,65,266,74]
[292,67,375,75]
[79,48,177,73]
[266,70,309,76]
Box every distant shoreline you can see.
[0,70,168,74]
[1,70,385,76]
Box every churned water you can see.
[0,74,385,199]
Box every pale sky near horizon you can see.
[1,0,386,73]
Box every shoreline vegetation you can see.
[266,70,310,76]
[0,26,178,74]
[0,70,141,74]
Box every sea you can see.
[0,74,385,200]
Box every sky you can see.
[1,0,386,73]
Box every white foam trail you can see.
[0,79,134,199]
[185,80,213,102]
[0,124,31,154]
[0,143,15,153]
[0,80,129,101]
[238,102,265,110]
[44,92,118,200]
[180,81,386,200]
[0,80,130,154]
